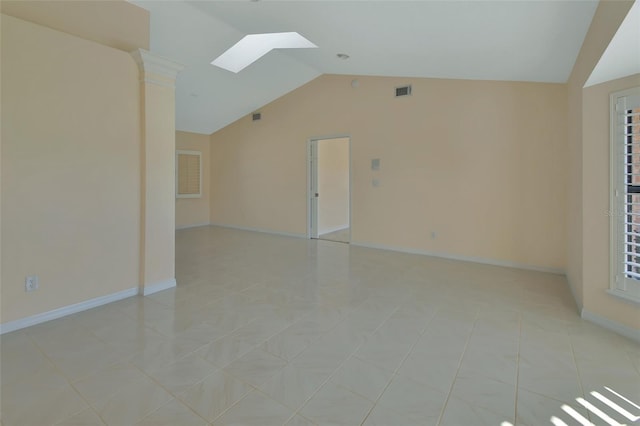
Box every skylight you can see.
[211,32,317,73]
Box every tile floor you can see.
[1,226,639,425]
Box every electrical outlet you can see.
[25,275,39,292]
[431,231,437,239]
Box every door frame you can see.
[306,135,352,240]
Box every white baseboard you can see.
[581,308,640,343]
[209,222,306,239]
[319,225,349,235]
[1,278,177,334]
[350,241,565,275]
[0,287,138,335]
[142,278,176,296]
[176,223,210,231]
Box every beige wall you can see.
[318,138,350,234]
[0,0,149,52]
[210,75,567,271]
[567,81,584,308]
[137,70,179,289]
[583,74,640,330]
[0,10,3,333]
[1,14,141,323]
[565,0,637,331]
[176,131,210,229]
[566,0,634,312]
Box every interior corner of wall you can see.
[566,273,583,314]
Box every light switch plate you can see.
[25,275,39,292]
[371,158,380,170]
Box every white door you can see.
[308,137,351,241]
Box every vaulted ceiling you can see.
[585,0,640,87]
[131,0,600,135]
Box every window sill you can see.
[607,289,640,305]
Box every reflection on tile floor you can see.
[318,228,350,244]
[1,226,639,425]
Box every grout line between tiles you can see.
[201,382,258,425]
[513,311,523,424]
[434,307,480,426]
[289,301,404,423]
[359,303,443,424]
[26,332,106,425]
[134,393,210,426]
[205,293,396,423]
[568,328,590,423]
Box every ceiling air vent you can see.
[395,85,412,97]
[252,112,262,121]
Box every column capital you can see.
[130,49,184,87]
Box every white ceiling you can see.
[131,0,599,135]
[585,0,640,88]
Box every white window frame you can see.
[610,86,640,304]
[176,150,202,198]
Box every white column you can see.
[131,49,184,296]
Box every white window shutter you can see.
[610,87,640,303]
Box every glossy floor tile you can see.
[318,228,350,244]
[1,226,639,425]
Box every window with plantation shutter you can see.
[610,87,640,303]
[176,150,201,198]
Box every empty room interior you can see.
[1,0,640,425]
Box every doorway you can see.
[308,136,351,243]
